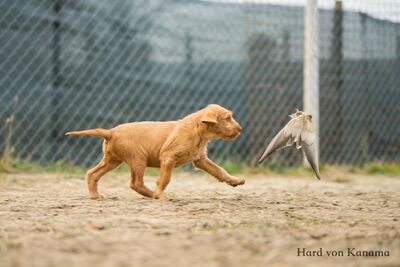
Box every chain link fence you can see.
[1,0,400,167]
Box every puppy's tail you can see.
[65,128,111,140]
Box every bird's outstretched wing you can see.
[258,111,321,180]
[302,142,321,180]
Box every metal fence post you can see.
[303,0,319,165]
[51,0,62,159]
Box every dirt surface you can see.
[0,171,399,267]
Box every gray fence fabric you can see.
[0,0,399,167]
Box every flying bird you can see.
[258,109,321,180]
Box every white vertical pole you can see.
[304,0,319,165]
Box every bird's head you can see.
[289,108,312,121]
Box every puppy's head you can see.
[200,104,242,140]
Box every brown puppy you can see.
[66,104,245,200]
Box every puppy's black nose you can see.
[237,125,242,132]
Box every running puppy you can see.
[66,104,245,199]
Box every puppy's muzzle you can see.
[233,124,242,136]
[225,126,241,140]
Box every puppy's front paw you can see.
[227,177,245,187]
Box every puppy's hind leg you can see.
[86,157,121,199]
[129,163,155,198]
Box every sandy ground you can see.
[0,171,399,267]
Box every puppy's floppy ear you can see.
[201,110,218,124]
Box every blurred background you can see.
[0,0,399,168]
